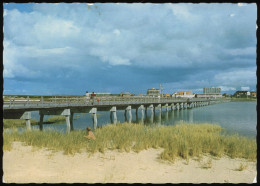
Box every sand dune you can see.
[3,142,256,183]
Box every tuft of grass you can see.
[235,163,248,171]
[200,158,212,169]
[3,122,257,162]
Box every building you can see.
[173,91,195,98]
[233,91,255,98]
[195,94,222,99]
[203,87,221,94]
[120,92,132,97]
[163,94,171,97]
[196,87,222,98]
[251,92,257,98]
[147,88,160,97]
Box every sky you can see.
[3,3,257,95]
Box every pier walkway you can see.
[3,95,228,132]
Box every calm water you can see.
[27,102,257,138]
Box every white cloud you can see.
[213,68,256,88]
[241,86,250,91]
[113,29,120,35]
[218,86,236,92]
[226,47,256,56]
[101,55,130,66]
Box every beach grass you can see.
[3,116,67,129]
[3,119,39,128]
[3,122,256,162]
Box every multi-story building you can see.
[147,88,160,97]
[195,87,222,99]
[203,87,221,94]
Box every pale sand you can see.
[3,142,257,183]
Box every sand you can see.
[3,142,257,183]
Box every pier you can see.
[3,95,228,132]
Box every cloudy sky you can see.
[3,3,257,95]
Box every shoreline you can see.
[3,142,256,183]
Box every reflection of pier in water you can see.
[133,105,195,126]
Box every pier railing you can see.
[3,95,224,109]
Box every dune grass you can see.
[3,119,39,128]
[3,116,67,129]
[3,122,256,163]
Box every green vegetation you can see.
[230,98,256,102]
[3,119,38,128]
[3,122,256,163]
[3,116,67,129]
[45,116,66,123]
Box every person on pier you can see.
[86,91,90,103]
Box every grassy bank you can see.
[3,119,39,128]
[230,98,256,102]
[3,122,256,163]
[3,116,67,129]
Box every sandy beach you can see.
[3,142,256,183]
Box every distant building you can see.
[147,88,160,97]
[173,91,195,98]
[195,87,222,99]
[195,94,222,98]
[120,92,132,97]
[163,94,171,97]
[233,91,254,98]
[92,93,112,97]
[251,92,256,98]
[203,87,221,94]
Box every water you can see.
[27,102,256,138]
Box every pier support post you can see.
[165,104,168,112]
[149,104,154,123]
[126,106,132,123]
[177,103,180,110]
[110,106,117,124]
[158,104,162,113]
[149,104,154,114]
[39,113,44,131]
[61,109,71,133]
[170,103,175,111]
[21,112,31,131]
[124,110,127,121]
[89,108,97,130]
[136,108,138,121]
[69,111,74,131]
[139,105,145,124]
